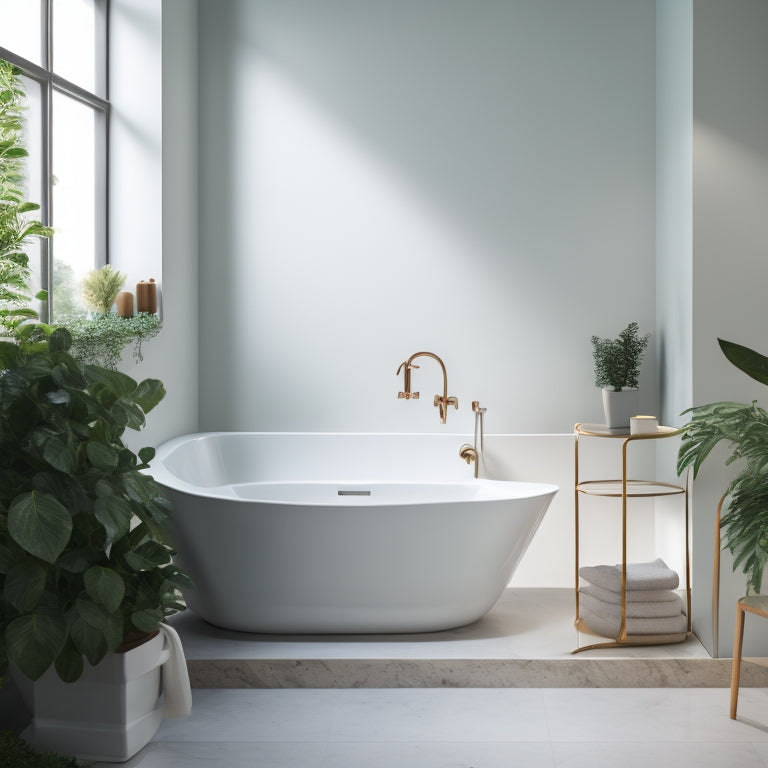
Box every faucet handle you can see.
[398,391,420,400]
[446,396,459,409]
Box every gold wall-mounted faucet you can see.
[459,444,479,478]
[396,351,458,423]
[459,401,487,478]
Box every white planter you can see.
[601,387,640,429]
[13,631,169,763]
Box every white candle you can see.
[630,415,658,434]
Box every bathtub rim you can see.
[149,431,561,504]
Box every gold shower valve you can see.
[398,391,420,399]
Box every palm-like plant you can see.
[678,339,768,593]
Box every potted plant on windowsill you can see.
[0,325,192,761]
[591,321,649,428]
[678,338,768,595]
[61,265,162,370]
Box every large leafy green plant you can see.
[678,339,768,593]
[591,321,649,391]
[0,59,52,336]
[0,326,190,683]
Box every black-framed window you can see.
[0,0,109,323]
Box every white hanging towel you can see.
[159,623,192,717]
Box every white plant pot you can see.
[601,387,639,429]
[13,631,169,763]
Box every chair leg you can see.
[730,604,746,719]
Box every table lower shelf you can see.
[572,617,689,654]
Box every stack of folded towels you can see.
[579,557,687,637]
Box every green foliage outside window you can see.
[0,59,53,337]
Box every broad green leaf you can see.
[162,566,194,590]
[109,401,129,427]
[115,397,146,429]
[3,560,46,612]
[57,548,96,573]
[45,388,70,405]
[6,607,66,680]
[47,327,72,353]
[84,365,137,398]
[0,341,21,368]
[42,437,76,474]
[0,371,28,408]
[76,596,114,629]
[133,378,166,413]
[719,338,768,387]
[130,539,171,566]
[54,639,84,682]
[94,494,132,548]
[130,607,163,633]
[123,472,161,506]
[70,615,107,666]
[125,548,168,572]
[138,446,155,465]
[102,613,124,653]
[87,440,119,471]
[84,565,125,613]
[8,491,72,564]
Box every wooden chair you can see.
[730,595,768,718]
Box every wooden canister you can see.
[115,291,134,317]
[136,279,157,314]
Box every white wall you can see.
[121,1,768,644]
[689,0,768,657]
[197,0,658,437]
[109,0,198,450]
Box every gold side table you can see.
[572,422,691,653]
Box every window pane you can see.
[51,91,95,321]
[52,0,97,93]
[18,75,46,317]
[0,0,43,66]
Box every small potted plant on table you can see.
[591,321,649,428]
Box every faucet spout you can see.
[396,351,456,423]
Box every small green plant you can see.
[66,312,162,369]
[0,730,92,767]
[591,321,649,391]
[80,265,126,316]
[0,59,53,336]
[0,326,190,683]
[678,339,768,594]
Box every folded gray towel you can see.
[580,590,684,619]
[581,582,680,605]
[579,606,687,637]
[579,558,679,592]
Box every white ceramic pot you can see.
[601,387,639,429]
[13,631,169,763]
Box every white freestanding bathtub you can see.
[151,433,558,634]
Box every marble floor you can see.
[99,686,768,768]
[53,589,768,766]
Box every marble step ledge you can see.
[186,657,768,689]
